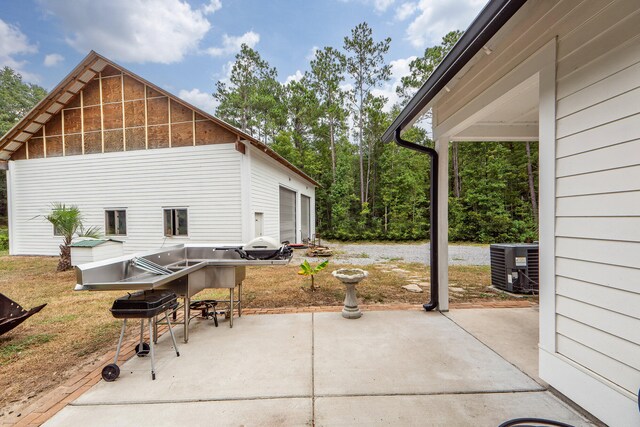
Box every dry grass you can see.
[0,256,127,416]
[0,254,535,416]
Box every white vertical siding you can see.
[553,3,640,418]
[9,144,243,255]
[249,146,315,244]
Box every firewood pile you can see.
[305,245,332,257]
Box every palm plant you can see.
[298,259,329,292]
[44,203,101,271]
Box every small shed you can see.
[70,239,123,266]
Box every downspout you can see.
[394,128,439,311]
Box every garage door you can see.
[279,186,296,244]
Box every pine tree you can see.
[308,47,347,184]
[343,22,391,208]
[0,67,47,222]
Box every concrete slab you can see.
[315,391,592,426]
[75,313,312,404]
[445,307,541,382]
[43,309,597,426]
[45,398,312,427]
[313,311,542,396]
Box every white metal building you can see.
[383,0,640,425]
[0,52,317,255]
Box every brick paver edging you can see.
[3,299,536,426]
[241,299,535,315]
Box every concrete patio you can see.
[45,308,592,426]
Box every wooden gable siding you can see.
[11,65,236,160]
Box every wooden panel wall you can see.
[15,65,237,160]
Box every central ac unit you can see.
[490,243,539,293]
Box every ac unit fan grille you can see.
[490,246,507,290]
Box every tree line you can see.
[0,23,539,243]
[214,23,539,243]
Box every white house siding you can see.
[9,144,243,255]
[249,146,315,244]
[551,8,640,423]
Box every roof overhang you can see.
[382,0,528,142]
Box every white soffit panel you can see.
[14,132,30,142]
[79,70,96,82]
[91,59,107,72]
[67,81,83,93]
[5,141,21,151]
[57,92,73,104]
[35,113,51,124]
[24,123,41,134]
[46,103,63,114]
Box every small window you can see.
[53,225,64,236]
[163,208,188,236]
[105,210,127,236]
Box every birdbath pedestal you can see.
[332,268,368,319]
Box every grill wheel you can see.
[136,342,150,357]
[102,363,120,382]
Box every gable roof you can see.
[0,51,318,186]
[382,0,527,142]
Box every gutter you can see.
[385,0,527,311]
[394,129,439,311]
[382,0,527,142]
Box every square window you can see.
[105,210,127,235]
[163,208,188,236]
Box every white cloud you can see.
[340,82,354,93]
[394,2,417,21]
[206,31,260,57]
[202,0,222,14]
[339,0,394,13]
[178,88,218,114]
[406,0,484,48]
[373,0,395,12]
[306,46,319,61]
[43,53,64,67]
[371,55,416,111]
[39,0,211,64]
[285,70,304,84]
[0,19,39,81]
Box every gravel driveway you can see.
[295,242,490,266]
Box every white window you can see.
[105,209,127,236]
[163,208,188,236]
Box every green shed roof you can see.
[70,239,122,248]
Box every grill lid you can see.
[243,236,281,251]
[111,290,177,312]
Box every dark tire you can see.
[102,364,120,382]
[135,342,150,357]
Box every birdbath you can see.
[332,268,368,319]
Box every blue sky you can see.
[0,0,485,112]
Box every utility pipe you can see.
[394,128,439,311]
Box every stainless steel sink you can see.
[74,243,292,340]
